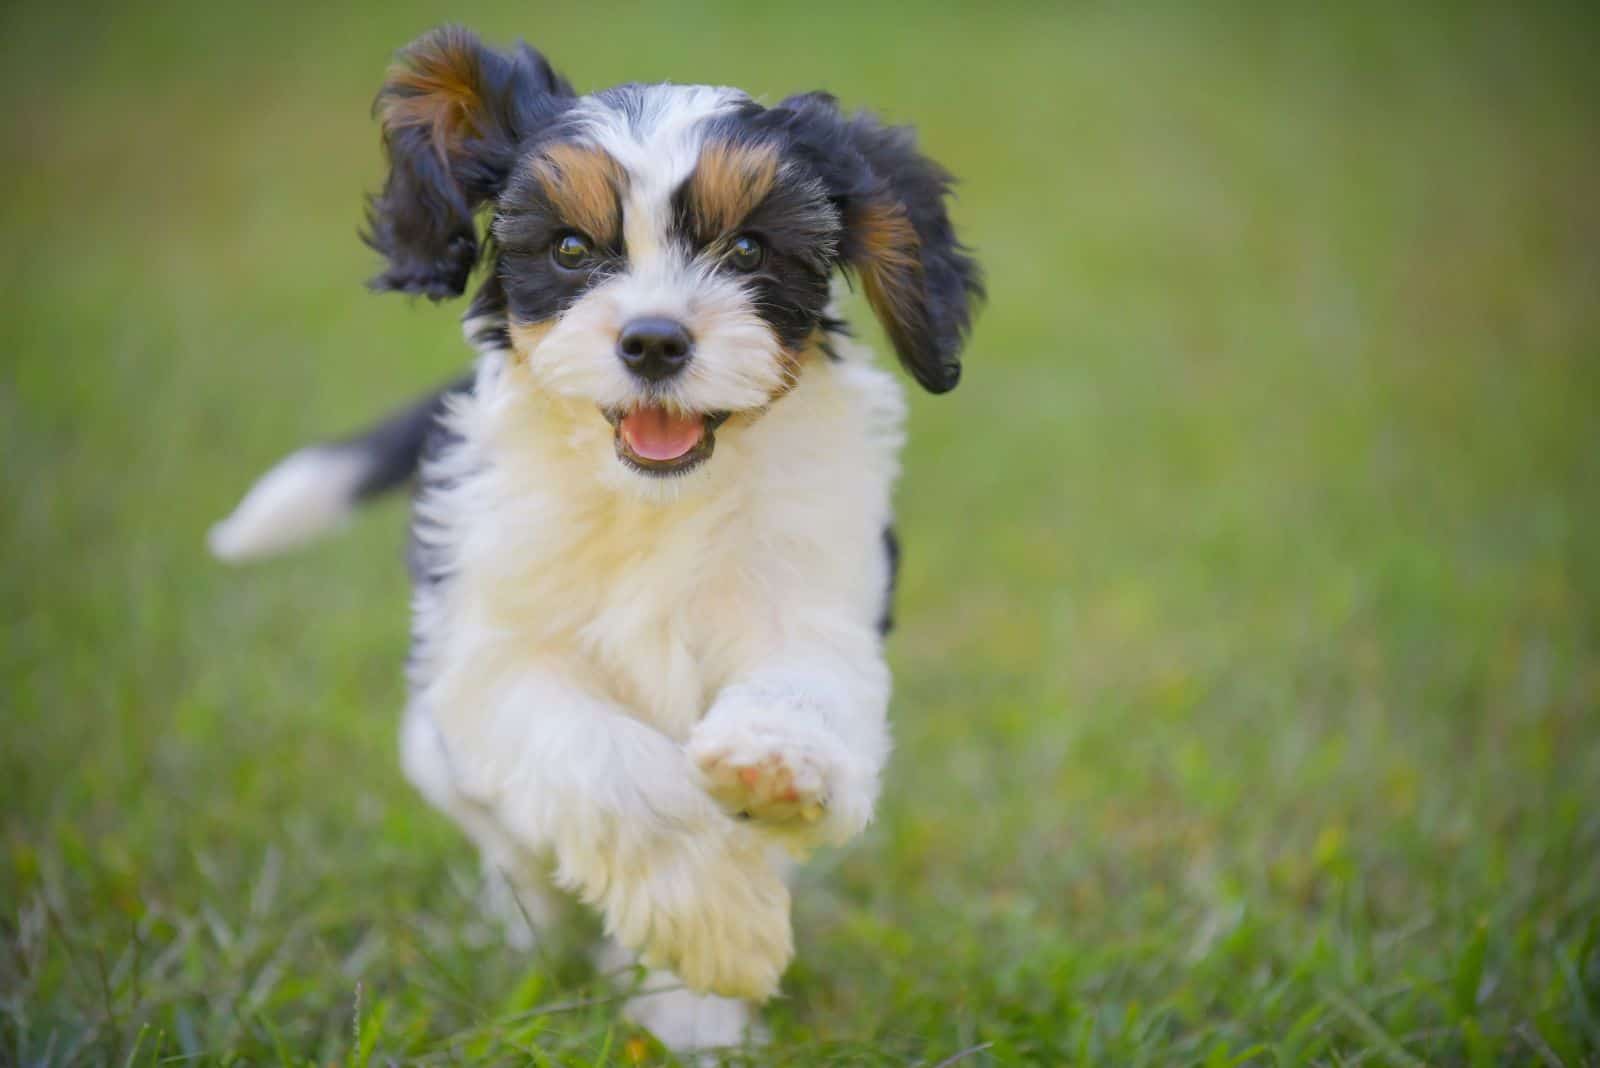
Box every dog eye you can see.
[552,232,592,270]
[728,234,764,272]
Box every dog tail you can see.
[208,375,471,563]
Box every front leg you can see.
[423,666,792,1000]
[687,641,891,854]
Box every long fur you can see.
[212,24,978,1054]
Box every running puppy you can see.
[211,25,980,1051]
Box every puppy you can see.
[211,25,980,1052]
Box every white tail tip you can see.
[209,447,371,563]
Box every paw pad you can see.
[692,744,828,826]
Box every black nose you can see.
[617,317,694,380]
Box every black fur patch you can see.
[344,373,474,501]
[667,130,839,351]
[404,378,475,591]
[878,525,901,636]
[749,93,984,393]
[463,273,513,351]
[491,180,625,327]
[363,27,574,301]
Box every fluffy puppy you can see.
[210,25,980,1052]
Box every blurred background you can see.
[3,2,1597,1064]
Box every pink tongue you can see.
[620,406,705,461]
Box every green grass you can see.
[4,2,1598,1064]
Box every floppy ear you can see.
[363,26,573,300]
[772,93,983,393]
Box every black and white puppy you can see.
[211,25,980,1051]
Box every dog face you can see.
[364,26,981,480]
[492,86,841,477]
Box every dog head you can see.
[364,26,982,480]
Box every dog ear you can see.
[770,93,983,393]
[363,26,573,300]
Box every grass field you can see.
[4,2,1598,1064]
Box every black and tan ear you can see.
[771,93,983,393]
[363,25,573,300]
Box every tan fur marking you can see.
[855,201,924,345]
[379,29,486,160]
[532,145,625,244]
[508,319,555,364]
[764,335,824,403]
[688,142,780,239]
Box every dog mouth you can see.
[603,405,731,476]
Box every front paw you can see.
[692,736,828,826]
[687,702,870,847]
[609,830,793,1001]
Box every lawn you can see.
[3,2,1597,1064]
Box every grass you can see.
[3,1,1598,1064]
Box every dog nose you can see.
[617,317,694,381]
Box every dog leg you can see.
[424,671,794,1000]
[688,647,891,855]
[594,938,762,1058]
[402,705,562,949]
[477,851,561,951]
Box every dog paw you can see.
[690,734,829,826]
[622,969,764,1056]
[687,701,872,849]
[605,829,793,1001]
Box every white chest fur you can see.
[411,343,905,743]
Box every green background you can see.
[3,2,1597,1064]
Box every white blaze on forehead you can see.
[527,85,789,421]
[569,85,748,267]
